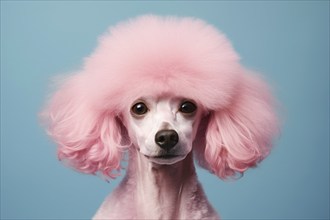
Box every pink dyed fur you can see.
[41,15,278,217]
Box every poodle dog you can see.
[42,15,278,219]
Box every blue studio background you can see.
[1,1,329,219]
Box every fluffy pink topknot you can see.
[42,15,278,179]
[81,15,242,112]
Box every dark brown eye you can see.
[179,101,197,114]
[131,102,148,115]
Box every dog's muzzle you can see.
[155,129,179,151]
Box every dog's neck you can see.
[94,147,218,219]
[125,148,198,219]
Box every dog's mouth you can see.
[153,154,178,159]
[145,154,186,164]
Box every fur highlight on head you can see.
[41,15,278,179]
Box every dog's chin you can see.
[145,154,187,165]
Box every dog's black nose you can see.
[155,130,179,151]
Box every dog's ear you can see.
[194,71,279,179]
[41,74,128,179]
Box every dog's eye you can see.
[179,101,197,114]
[131,102,149,116]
